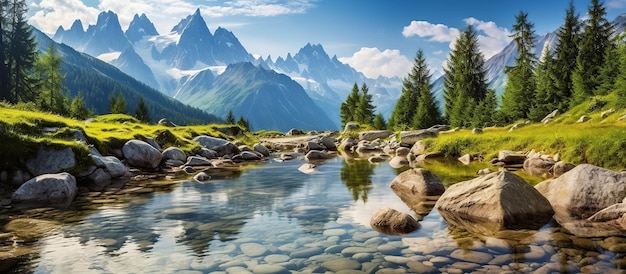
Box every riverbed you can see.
[5,155,626,273]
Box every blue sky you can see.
[26,0,626,79]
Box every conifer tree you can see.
[471,89,498,127]
[110,93,127,114]
[225,110,235,124]
[443,24,489,127]
[34,43,67,115]
[135,96,150,123]
[595,41,619,96]
[501,11,537,122]
[373,113,386,130]
[340,83,360,127]
[236,116,250,131]
[413,77,443,129]
[552,1,580,111]
[529,45,557,121]
[2,0,37,103]
[614,36,626,108]
[354,83,375,126]
[571,0,614,105]
[69,92,91,120]
[389,50,429,130]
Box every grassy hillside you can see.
[0,103,255,172]
[420,94,626,170]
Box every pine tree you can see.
[2,0,37,104]
[34,43,68,115]
[552,1,580,111]
[340,83,360,127]
[236,116,250,131]
[595,41,619,96]
[110,93,127,114]
[69,92,91,120]
[442,24,489,127]
[471,89,498,127]
[530,45,557,121]
[389,50,429,130]
[354,83,375,126]
[501,11,537,122]
[571,0,614,106]
[413,80,443,129]
[135,96,150,123]
[373,113,386,130]
[614,36,626,108]
[225,110,235,124]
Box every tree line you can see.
[340,0,625,131]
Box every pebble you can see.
[383,255,410,265]
[240,243,268,257]
[251,264,288,274]
[352,252,373,262]
[263,254,290,264]
[341,246,377,257]
[449,249,493,264]
[290,247,322,258]
[321,259,360,272]
[323,229,347,237]
[407,261,437,273]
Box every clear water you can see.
[10,156,626,273]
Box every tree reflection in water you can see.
[340,159,375,202]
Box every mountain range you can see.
[52,9,400,131]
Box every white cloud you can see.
[464,17,512,59]
[402,21,460,42]
[27,0,316,35]
[339,47,412,79]
[28,0,100,34]
[402,18,512,60]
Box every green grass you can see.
[422,106,626,171]
[0,105,259,174]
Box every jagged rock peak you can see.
[171,8,208,34]
[126,13,159,42]
[70,19,84,32]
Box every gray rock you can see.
[12,172,77,208]
[306,141,326,151]
[251,264,288,274]
[321,259,360,272]
[144,137,161,151]
[601,108,615,118]
[25,146,76,177]
[411,140,427,155]
[619,113,626,121]
[343,122,359,132]
[286,128,304,136]
[320,136,337,151]
[395,147,410,156]
[498,150,526,165]
[339,138,358,152]
[184,156,212,166]
[290,247,323,258]
[523,157,554,177]
[370,207,419,235]
[198,148,218,159]
[193,135,228,149]
[158,118,176,127]
[449,249,493,264]
[92,155,127,178]
[85,168,112,190]
[399,129,438,146]
[551,161,575,177]
[305,150,328,162]
[122,140,162,169]
[164,159,185,167]
[359,130,393,141]
[240,242,268,257]
[253,143,271,157]
[390,168,445,197]
[458,154,471,165]
[577,115,591,123]
[472,128,483,134]
[239,151,263,161]
[213,142,240,157]
[193,172,211,182]
[368,155,388,164]
[535,164,626,219]
[436,171,554,232]
[541,109,559,124]
[388,156,409,168]
[162,147,187,162]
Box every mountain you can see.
[259,43,402,126]
[34,28,219,125]
[177,62,336,131]
[111,47,159,89]
[125,13,159,43]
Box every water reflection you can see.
[340,159,375,202]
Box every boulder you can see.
[390,168,445,197]
[239,151,263,161]
[370,207,419,235]
[25,146,76,177]
[193,172,211,182]
[306,141,326,151]
[359,130,393,141]
[339,138,358,152]
[286,128,304,136]
[523,157,555,177]
[395,147,411,157]
[436,171,554,232]
[541,109,559,124]
[85,168,112,191]
[193,135,228,149]
[587,203,626,223]
[212,142,240,157]
[458,154,472,165]
[343,122,359,132]
[12,172,77,208]
[399,129,438,146]
[410,140,427,155]
[158,118,176,127]
[184,156,212,166]
[144,137,161,151]
[551,161,576,177]
[619,113,626,121]
[198,148,218,159]
[577,115,591,123]
[305,150,328,162]
[535,164,626,219]
[92,155,128,178]
[388,156,409,168]
[368,155,388,164]
[162,147,187,162]
[320,136,337,151]
[122,140,162,169]
[601,108,615,118]
[472,128,483,134]
[498,150,526,165]
[253,143,271,157]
